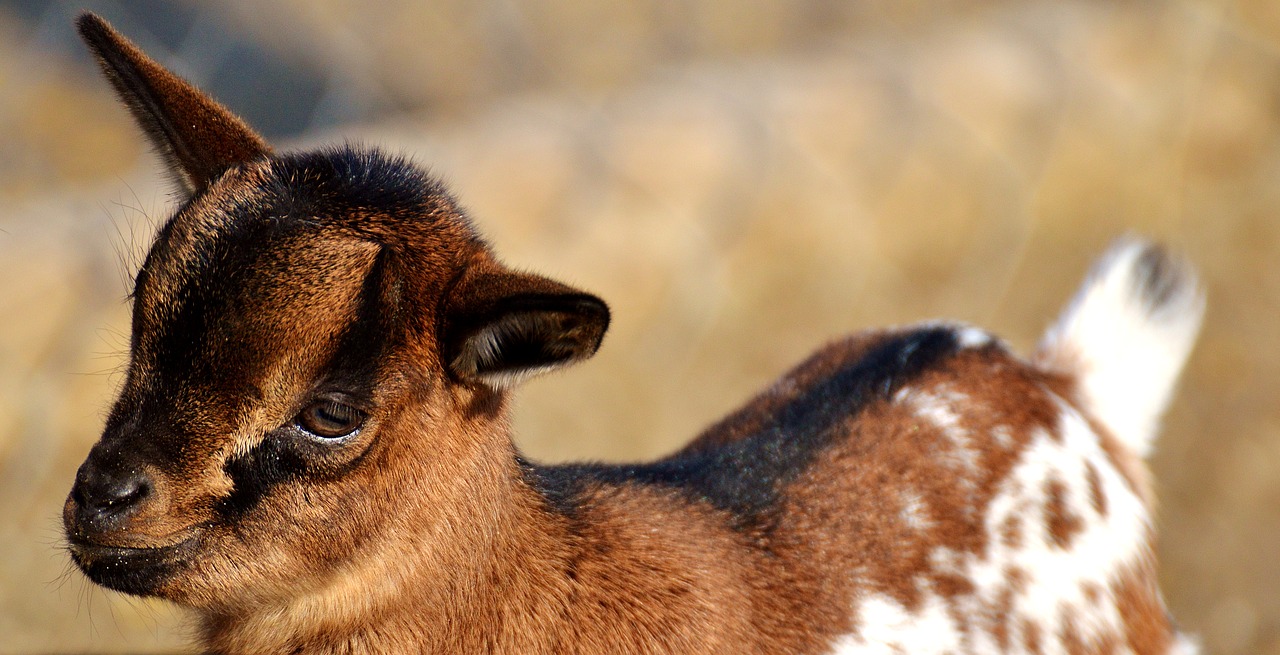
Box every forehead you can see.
[134,146,459,335]
[120,146,482,416]
[128,153,433,390]
[139,147,442,292]
[134,224,379,391]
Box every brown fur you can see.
[64,13,1192,655]
[76,15,269,196]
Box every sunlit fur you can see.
[65,13,1201,655]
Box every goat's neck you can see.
[198,394,572,654]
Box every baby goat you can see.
[64,13,1202,655]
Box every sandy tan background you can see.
[1,0,1277,652]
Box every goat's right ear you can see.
[76,13,270,198]
[441,267,610,388]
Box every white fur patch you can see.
[1170,632,1202,655]
[957,399,1151,653]
[898,490,931,531]
[915,321,996,350]
[955,325,994,350]
[897,386,980,481]
[831,592,960,654]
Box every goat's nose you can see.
[71,459,152,532]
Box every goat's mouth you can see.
[68,533,199,597]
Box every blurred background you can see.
[1,0,1276,652]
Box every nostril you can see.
[102,472,150,509]
[70,469,91,508]
[73,461,153,523]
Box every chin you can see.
[67,537,197,598]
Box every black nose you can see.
[70,458,152,533]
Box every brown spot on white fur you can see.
[1000,510,1024,549]
[1113,558,1180,655]
[1045,474,1085,549]
[1086,461,1109,517]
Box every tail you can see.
[1036,239,1204,458]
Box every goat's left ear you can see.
[76,13,270,198]
[441,267,610,387]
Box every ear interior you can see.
[445,272,610,387]
[76,13,270,197]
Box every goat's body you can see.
[66,15,1201,655]
[547,323,1189,655]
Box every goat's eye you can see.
[295,401,364,439]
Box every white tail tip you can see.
[1037,239,1204,458]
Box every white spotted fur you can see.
[831,398,1156,654]
[830,241,1201,655]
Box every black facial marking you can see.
[524,327,961,532]
[319,245,398,391]
[138,216,282,386]
[217,434,310,520]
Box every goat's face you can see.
[64,155,453,605]
[64,16,608,610]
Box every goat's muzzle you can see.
[63,446,194,596]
